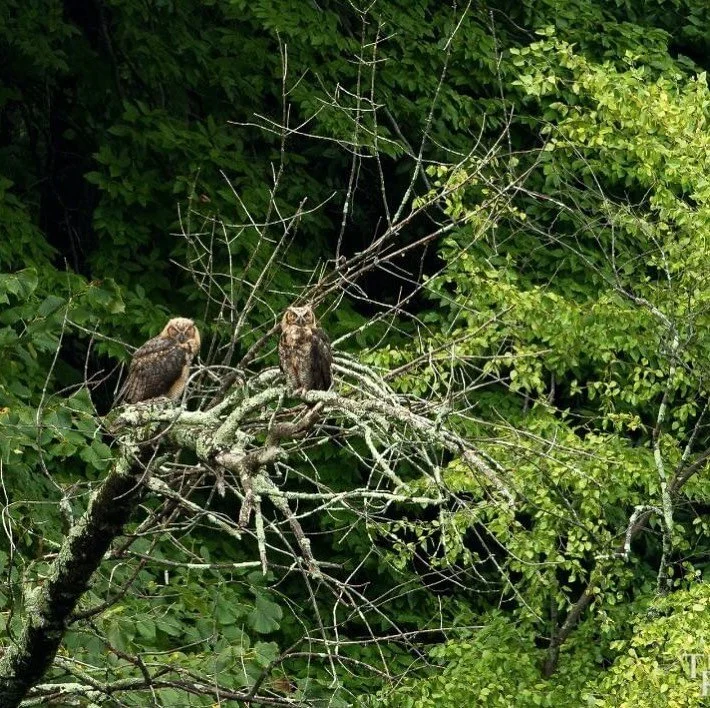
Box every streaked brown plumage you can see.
[278,305,332,393]
[114,317,201,405]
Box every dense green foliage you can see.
[4,0,710,705]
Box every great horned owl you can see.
[278,305,332,393]
[114,317,201,405]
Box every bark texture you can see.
[0,449,146,707]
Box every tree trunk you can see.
[0,448,147,706]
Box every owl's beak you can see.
[177,333,187,343]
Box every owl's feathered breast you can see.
[117,335,190,404]
[279,325,309,373]
[279,324,332,391]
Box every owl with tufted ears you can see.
[278,305,332,393]
[114,317,201,406]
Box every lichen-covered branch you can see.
[0,434,153,708]
[2,348,510,705]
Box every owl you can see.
[278,305,332,393]
[114,317,201,405]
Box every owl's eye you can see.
[286,311,295,323]
[167,326,177,337]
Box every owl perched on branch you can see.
[278,305,332,393]
[114,317,201,405]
